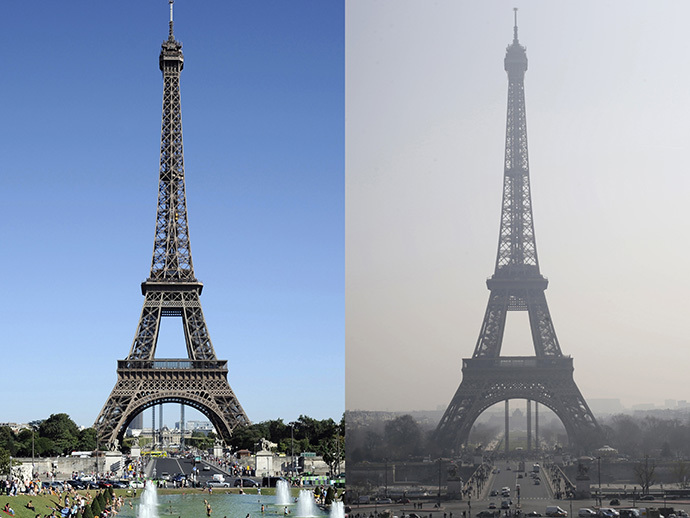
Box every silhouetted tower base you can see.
[435,10,600,454]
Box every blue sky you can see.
[1,1,343,428]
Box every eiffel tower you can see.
[95,1,249,450]
[435,11,601,453]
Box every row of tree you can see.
[346,411,690,463]
[0,413,344,471]
[228,415,345,474]
[0,413,97,458]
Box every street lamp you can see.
[31,427,35,477]
[290,423,295,475]
[597,457,602,507]
[438,458,442,508]
[385,458,388,498]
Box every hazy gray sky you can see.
[346,1,690,414]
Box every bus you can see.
[532,463,540,473]
[147,451,168,458]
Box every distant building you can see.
[129,413,144,431]
[588,398,624,416]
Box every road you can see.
[148,456,253,488]
[487,460,552,508]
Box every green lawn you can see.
[1,494,66,518]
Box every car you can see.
[477,512,498,518]
[610,499,620,506]
[489,503,497,509]
[203,465,211,471]
[579,509,597,517]
[161,472,171,481]
[501,501,511,510]
[598,509,620,518]
[397,499,411,504]
[234,478,260,488]
[98,480,113,488]
[377,499,393,505]
[641,496,655,501]
[490,490,498,497]
[518,474,523,479]
[65,480,86,490]
[545,507,568,517]
[534,479,541,485]
[128,481,145,489]
[525,513,542,517]
[206,481,230,488]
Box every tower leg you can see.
[505,400,510,454]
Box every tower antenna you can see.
[513,7,519,43]
[169,0,175,39]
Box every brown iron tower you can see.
[435,11,601,453]
[94,1,249,450]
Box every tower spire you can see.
[513,7,519,43]
[169,0,175,40]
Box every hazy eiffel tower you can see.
[94,1,249,450]
[435,11,601,453]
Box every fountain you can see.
[329,501,345,518]
[138,481,159,518]
[276,479,292,506]
[296,489,319,517]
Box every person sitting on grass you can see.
[3,503,14,516]
[27,501,36,510]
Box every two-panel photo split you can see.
[2,2,689,518]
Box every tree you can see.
[0,447,11,477]
[90,498,102,517]
[633,455,656,495]
[319,435,344,476]
[672,461,689,489]
[78,428,98,451]
[0,427,17,456]
[384,415,422,460]
[39,414,80,455]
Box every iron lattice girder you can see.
[473,280,562,358]
[435,357,599,451]
[126,288,216,361]
[94,360,249,448]
[151,35,194,282]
